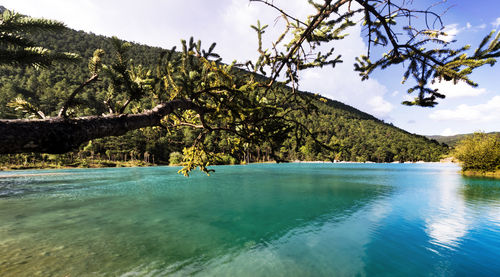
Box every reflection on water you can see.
[462,177,500,203]
[425,170,471,250]
[462,177,500,229]
[0,163,499,276]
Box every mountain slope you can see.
[427,132,500,147]
[0,22,449,166]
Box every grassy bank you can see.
[462,169,500,179]
[0,159,160,171]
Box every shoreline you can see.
[1,159,457,172]
[461,169,500,179]
[0,160,160,172]
[0,172,72,178]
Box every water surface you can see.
[0,163,499,276]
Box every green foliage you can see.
[169,151,183,165]
[454,132,500,172]
[7,96,45,119]
[88,49,104,75]
[0,9,79,67]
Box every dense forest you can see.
[0,25,449,169]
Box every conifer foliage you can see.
[0,8,78,68]
[250,0,500,107]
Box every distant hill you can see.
[427,132,500,147]
[0,10,450,165]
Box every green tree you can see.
[454,132,500,172]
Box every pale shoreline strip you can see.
[0,173,71,178]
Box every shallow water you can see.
[0,163,499,276]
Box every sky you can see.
[2,0,499,136]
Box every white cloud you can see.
[300,63,394,118]
[493,17,500,28]
[2,0,99,32]
[402,94,414,102]
[463,23,488,31]
[220,0,318,63]
[441,128,455,136]
[368,96,393,114]
[429,96,500,121]
[441,24,461,42]
[430,80,487,99]
[391,90,399,97]
[452,22,489,34]
[302,70,321,80]
[297,3,394,118]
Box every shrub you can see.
[454,132,500,172]
[169,152,184,165]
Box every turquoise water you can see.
[0,163,499,276]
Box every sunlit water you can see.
[1,163,499,276]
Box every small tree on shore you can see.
[454,132,500,172]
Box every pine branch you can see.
[58,74,99,118]
[0,47,79,67]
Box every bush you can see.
[454,132,500,172]
[169,152,184,165]
[216,154,238,165]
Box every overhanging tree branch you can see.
[0,99,200,154]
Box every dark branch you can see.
[58,74,99,117]
[0,99,200,154]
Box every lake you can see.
[0,163,499,276]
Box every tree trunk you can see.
[0,99,198,154]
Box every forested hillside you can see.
[0,25,449,169]
[428,132,500,147]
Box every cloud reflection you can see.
[425,172,471,250]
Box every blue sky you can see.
[2,0,499,136]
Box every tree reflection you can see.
[461,177,500,204]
